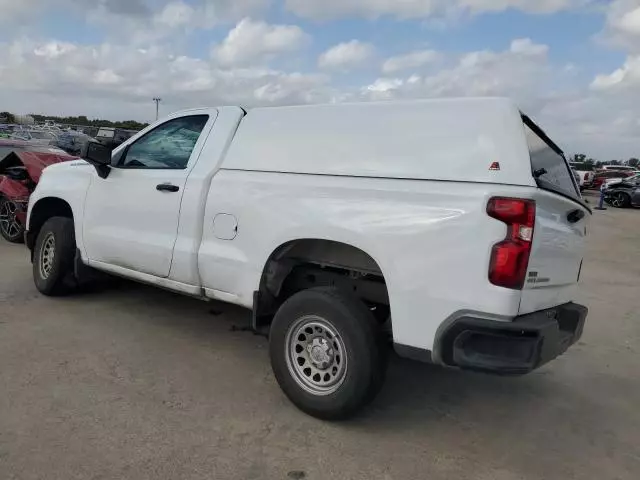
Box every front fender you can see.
[27,161,93,255]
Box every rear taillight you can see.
[583,173,589,180]
[487,197,536,290]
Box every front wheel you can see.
[610,192,631,208]
[0,197,25,243]
[33,217,78,296]
[269,287,387,420]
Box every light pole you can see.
[153,97,162,121]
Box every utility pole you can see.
[153,97,162,121]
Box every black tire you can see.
[0,197,25,243]
[269,287,387,420]
[33,217,77,296]
[611,192,631,208]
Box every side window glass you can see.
[119,115,209,169]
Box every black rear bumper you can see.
[434,303,587,375]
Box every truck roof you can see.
[221,97,536,187]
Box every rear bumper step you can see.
[437,303,588,375]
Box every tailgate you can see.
[519,189,589,314]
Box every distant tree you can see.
[609,160,621,165]
[0,111,16,123]
[628,158,639,167]
[27,113,148,131]
[572,153,587,163]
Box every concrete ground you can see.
[1,195,639,480]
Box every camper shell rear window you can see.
[522,115,586,209]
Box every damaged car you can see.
[0,139,77,243]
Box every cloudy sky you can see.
[0,0,638,159]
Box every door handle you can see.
[156,183,179,193]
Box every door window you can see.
[119,115,209,170]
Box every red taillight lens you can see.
[487,197,536,289]
[583,173,589,180]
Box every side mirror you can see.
[81,141,112,179]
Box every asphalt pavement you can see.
[1,196,639,479]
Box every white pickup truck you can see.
[569,162,595,190]
[26,98,589,419]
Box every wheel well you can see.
[27,198,73,251]
[255,239,390,328]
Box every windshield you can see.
[523,118,581,202]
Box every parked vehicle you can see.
[570,168,580,188]
[0,124,14,138]
[54,131,95,155]
[604,177,640,208]
[0,140,75,243]
[569,162,595,190]
[601,165,638,173]
[604,172,640,189]
[26,99,589,419]
[592,170,635,190]
[10,129,57,146]
[95,127,137,149]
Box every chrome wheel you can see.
[39,233,56,279]
[611,192,628,208]
[0,200,22,239]
[285,315,348,396]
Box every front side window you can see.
[119,115,209,170]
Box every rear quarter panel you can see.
[199,170,532,351]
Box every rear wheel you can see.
[33,217,77,296]
[611,192,631,208]
[269,287,387,420]
[0,197,25,243]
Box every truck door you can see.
[83,111,217,278]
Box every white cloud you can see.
[510,37,549,55]
[601,0,640,51]
[212,18,309,67]
[154,1,196,29]
[318,40,375,70]
[382,50,440,73]
[200,0,271,24]
[0,0,152,23]
[362,39,552,103]
[0,38,329,121]
[0,0,271,45]
[355,37,640,159]
[591,55,640,91]
[457,0,586,14]
[286,0,586,20]
[616,6,640,34]
[362,78,405,100]
[0,0,44,22]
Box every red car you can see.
[0,139,77,243]
[592,170,635,190]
